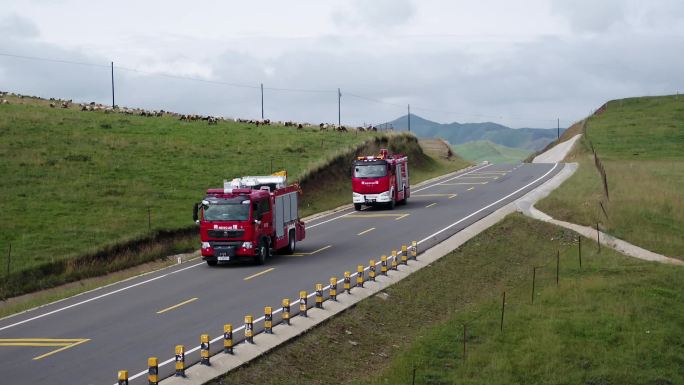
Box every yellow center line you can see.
[357,227,376,236]
[243,267,275,281]
[0,342,69,347]
[395,213,410,221]
[156,297,199,314]
[440,182,488,185]
[412,193,457,199]
[33,339,90,361]
[290,245,332,256]
[425,203,437,208]
[448,193,457,199]
[346,213,409,218]
[0,338,84,342]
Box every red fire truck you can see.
[352,149,410,210]
[193,173,305,266]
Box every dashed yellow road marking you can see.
[412,193,457,199]
[425,203,437,208]
[243,268,275,281]
[467,187,475,191]
[346,213,409,218]
[395,213,410,221]
[157,297,199,314]
[357,227,376,236]
[290,245,332,256]
[440,182,488,185]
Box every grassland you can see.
[537,95,684,258]
[453,140,531,164]
[0,96,469,298]
[214,214,684,385]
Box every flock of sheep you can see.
[0,91,387,132]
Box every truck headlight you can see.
[353,192,362,198]
[379,191,390,198]
[242,242,253,249]
[201,242,210,249]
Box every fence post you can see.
[531,267,537,304]
[299,291,307,317]
[578,236,582,269]
[329,277,337,301]
[500,291,506,332]
[200,334,210,365]
[148,357,159,384]
[223,324,233,353]
[282,299,290,325]
[344,271,351,293]
[265,307,273,333]
[356,265,364,288]
[245,315,254,343]
[174,345,185,377]
[369,260,376,281]
[315,284,323,309]
[381,255,388,275]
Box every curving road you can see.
[0,162,561,385]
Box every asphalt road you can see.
[0,162,561,385]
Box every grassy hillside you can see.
[453,140,530,164]
[537,95,684,258]
[214,214,684,385]
[0,96,469,298]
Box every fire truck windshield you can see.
[203,203,250,222]
[354,164,387,178]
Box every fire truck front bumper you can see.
[201,241,257,263]
[353,191,392,204]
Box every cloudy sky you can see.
[1,0,683,127]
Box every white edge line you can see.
[0,262,205,333]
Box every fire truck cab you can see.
[352,149,409,210]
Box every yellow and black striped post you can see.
[369,259,376,281]
[381,255,388,275]
[174,345,185,377]
[330,277,338,301]
[245,315,254,344]
[265,307,273,334]
[200,334,210,366]
[148,357,158,385]
[282,299,291,325]
[344,271,351,293]
[356,265,364,288]
[315,284,324,309]
[299,291,308,317]
[223,324,233,354]
[391,250,398,270]
[401,245,408,265]
[118,370,128,385]
[411,240,418,260]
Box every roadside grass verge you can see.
[536,95,684,258]
[214,214,683,385]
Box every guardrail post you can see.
[315,284,323,308]
[245,315,254,343]
[356,265,364,288]
[344,271,351,293]
[200,334,210,365]
[148,357,158,385]
[299,291,308,317]
[401,245,408,264]
[411,240,417,260]
[330,277,338,301]
[369,259,376,281]
[381,255,388,275]
[391,250,398,270]
[174,345,185,377]
[118,370,128,385]
[223,324,233,354]
[282,299,291,325]
[264,307,273,333]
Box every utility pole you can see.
[260,83,264,120]
[408,104,411,132]
[338,88,341,128]
[111,61,115,108]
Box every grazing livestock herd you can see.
[0,91,391,132]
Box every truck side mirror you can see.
[193,202,199,223]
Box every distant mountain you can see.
[385,114,561,151]
[452,140,531,164]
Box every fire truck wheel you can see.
[286,230,296,254]
[388,196,396,210]
[399,187,408,205]
[256,240,269,265]
[354,204,362,211]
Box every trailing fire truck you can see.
[352,149,410,210]
[193,172,305,266]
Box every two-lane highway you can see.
[0,162,561,385]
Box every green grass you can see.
[453,140,531,164]
[537,95,684,258]
[214,214,683,385]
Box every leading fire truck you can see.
[193,173,305,266]
[352,149,410,210]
